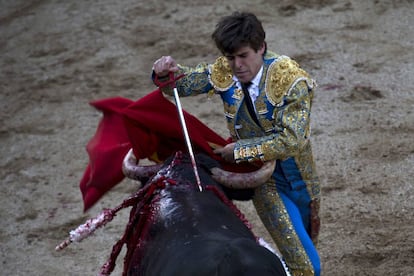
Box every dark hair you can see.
[212,12,266,55]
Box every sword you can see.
[157,72,203,192]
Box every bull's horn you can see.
[122,149,163,180]
[211,160,276,189]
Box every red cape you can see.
[80,90,255,211]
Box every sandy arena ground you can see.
[1,0,413,275]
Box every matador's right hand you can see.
[153,56,179,77]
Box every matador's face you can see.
[224,43,265,83]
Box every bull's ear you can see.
[221,186,254,201]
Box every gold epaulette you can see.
[265,56,312,106]
[209,56,235,91]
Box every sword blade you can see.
[172,87,203,192]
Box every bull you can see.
[57,150,290,276]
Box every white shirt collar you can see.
[250,66,263,89]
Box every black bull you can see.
[119,151,289,276]
[58,151,289,275]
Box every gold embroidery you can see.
[256,101,267,114]
[223,102,236,118]
[265,56,310,106]
[261,118,274,133]
[253,182,315,275]
[209,56,235,91]
[232,88,243,100]
[250,147,258,157]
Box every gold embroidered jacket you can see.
[159,51,320,202]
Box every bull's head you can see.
[122,149,276,189]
